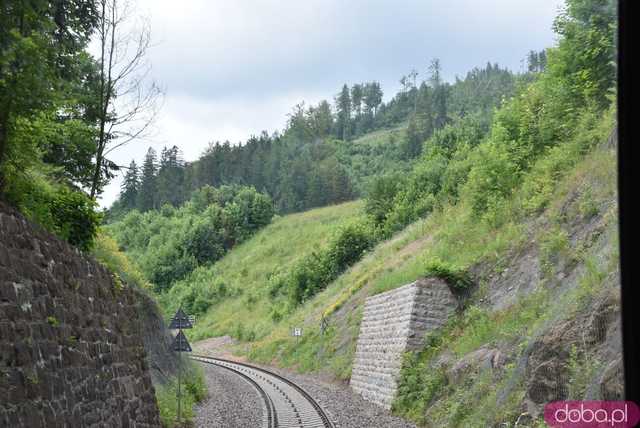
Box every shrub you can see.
[7,171,101,251]
[48,187,101,251]
[288,220,375,305]
[182,209,225,264]
[106,185,274,293]
[462,139,520,218]
[155,363,207,427]
[326,222,374,273]
[288,252,333,304]
[91,233,150,289]
[267,272,288,300]
[424,258,473,292]
[365,174,404,225]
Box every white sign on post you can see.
[293,327,302,337]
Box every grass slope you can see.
[241,122,617,392]
[156,114,617,427]
[163,200,364,342]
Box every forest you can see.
[108,61,522,218]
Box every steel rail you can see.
[192,354,335,428]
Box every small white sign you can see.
[293,327,302,337]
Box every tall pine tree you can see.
[137,148,158,211]
[120,160,140,210]
[335,84,352,140]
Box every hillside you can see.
[241,132,620,426]
[106,61,517,220]
[100,0,618,426]
[158,200,364,341]
[335,124,411,195]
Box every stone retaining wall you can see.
[0,202,160,427]
[350,277,457,409]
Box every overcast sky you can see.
[99,0,564,208]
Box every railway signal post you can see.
[169,307,193,425]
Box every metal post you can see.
[177,327,181,425]
[168,306,192,427]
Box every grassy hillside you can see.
[235,122,618,426]
[159,200,364,341]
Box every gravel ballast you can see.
[193,337,416,428]
[194,360,416,428]
[193,363,263,428]
[253,364,418,428]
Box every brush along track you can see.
[192,355,335,428]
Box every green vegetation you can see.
[138,4,617,425]
[271,219,376,307]
[155,363,207,427]
[107,60,520,220]
[1,1,163,251]
[91,233,152,290]
[423,259,472,292]
[334,125,411,195]
[165,201,363,341]
[106,185,274,292]
[7,0,613,424]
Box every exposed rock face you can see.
[350,277,457,409]
[0,202,160,427]
[523,285,623,417]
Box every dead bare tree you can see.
[90,0,163,198]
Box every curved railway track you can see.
[192,355,335,428]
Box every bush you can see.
[288,252,333,304]
[5,168,101,251]
[182,208,225,264]
[461,139,520,218]
[286,220,375,305]
[365,174,404,225]
[91,233,150,289]
[106,184,274,292]
[48,187,102,251]
[424,258,473,291]
[326,222,374,273]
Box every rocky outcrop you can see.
[350,277,457,409]
[0,202,160,427]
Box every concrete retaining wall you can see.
[350,278,457,409]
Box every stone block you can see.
[350,277,457,409]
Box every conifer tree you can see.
[137,147,158,211]
[120,160,140,210]
[336,84,352,140]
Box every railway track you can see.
[192,355,335,428]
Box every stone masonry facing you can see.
[0,202,160,427]
[350,277,458,409]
